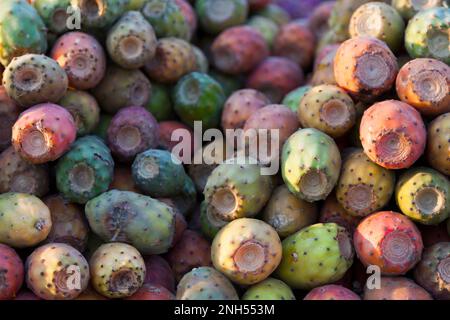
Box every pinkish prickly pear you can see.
[364,276,432,300]
[126,283,175,300]
[0,244,24,300]
[143,255,175,293]
[304,284,361,300]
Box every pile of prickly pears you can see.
[0,0,448,301]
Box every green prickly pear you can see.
[33,0,71,34]
[144,83,174,121]
[196,0,249,35]
[71,0,127,29]
[392,0,447,20]
[242,278,295,300]
[282,85,311,113]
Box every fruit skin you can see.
[157,121,194,160]
[26,243,89,300]
[107,106,159,162]
[196,0,249,35]
[276,0,321,19]
[427,113,450,175]
[405,7,450,64]
[199,200,227,240]
[12,103,77,164]
[211,26,269,75]
[126,283,175,300]
[56,135,114,204]
[246,57,304,103]
[308,1,335,39]
[336,149,395,217]
[0,146,49,197]
[143,255,175,293]
[334,36,398,101]
[173,72,225,130]
[304,284,361,300]
[90,242,145,298]
[204,157,273,222]
[144,37,196,84]
[364,276,433,300]
[354,211,423,275]
[58,89,100,136]
[0,244,24,300]
[43,195,89,252]
[242,278,295,300]
[33,0,71,34]
[414,242,450,300]
[392,0,447,20]
[299,84,355,138]
[359,100,426,170]
[51,32,106,90]
[247,16,279,48]
[145,83,174,122]
[264,185,318,239]
[70,0,127,29]
[276,223,354,290]
[311,49,338,87]
[176,266,239,300]
[0,86,19,152]
[396,58,450,117]
[3,54,68,107]
[349,2,405,53]
[396,167,450,225]
[282,85,311,113]
[174,0,197,36]
[106,11,157,69]
[319,193,362,236]
[165,230,212,281]
[192,45,209,73]
[281,128,342,202]
[0,0,47,67]
[257,4,290,26]
[92,113,112,141]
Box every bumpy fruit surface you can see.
[392,0,447,20]
[143,255,175,292]
[414,242,450,300]
[90,242,145,298]
[26,243,89,300]
[176,267,238,300]
[364,276,433,300]
[354,211,423,275]
[107,106,159,162]
[51,32,106,90]
[242,278,295,300]
[282,85,311,113]
[396,58,450,116]
[281,128,341,202]
[70,0,127,29]
[211,218,282,285]
[0,86,19,152]
[276,223,354,289]
[33,0,71,34]
[126,283,175,300]
[145,83,174,121]
[56,135,114,204]
[319,193,362,235]
[0,244,24,300]
[12,103,76,164]
[427,113,450,175]
[359,100,426,169]
[304,284,361,300]
[196,0,248,34]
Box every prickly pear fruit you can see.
[43,195,88,252]
[93,65,151,114]
[349,2,405,53]
[157,121,194,163]
[0,146,49,197]
[392,0,447,20]
[304,284,361,300]
[405,7,450,64]
[3,54,68,107]
[145,83,174,122]
[86,190,176,255]
[211,218,282,285]
[414,242,450,300]
[33,0,71,34]
[90,242,145,298]
[281,128,342,202]
[176,266,239,300]
[126,283,175,300]
[396,167,450,225]
[242,278,295,300]
[246,57,304,103]
[0,86,19,152]
[257,4,290,26]
[247,16,279,48]
[354,211,423,275]
[51,32,106,90]
[359,100,426,169]
[165,230,212,281]
[12,103,76,164]
[364,276,433,300]
[396,58,450,116]
[263,185,318,238]
[200,200,227,239]
[192,45,209,73]
[204,157,273,222]
[311,47,338,86]
[308,1,335,39]
[282,85,311,113]
[211,26,269,75]
[319,193,362,236]
[334,36,398,101]
[276,223,354,289]
[58,89,100,137]
[56,135,114,204]
[107,106,159,162]
[299,85,355,138]
[26,243,89,300]
[145,38,196,84]
[71,0,127,29]
[0,244,24,300]
[427,113,450,175]
[106,11,157,69]
[143,255,175,292]
[196,0,248,34]
[0,0,47,67]
[174,0,197,35]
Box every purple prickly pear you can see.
[276,0,321,19]
[143,255,175,293]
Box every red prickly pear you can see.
[143,255,176,293]
[364,277,433,300]
[0,86,20,152]
[354,211,423,275]
[0,244,24,300]
[359,100,426,169]
[304,284,361,300]
[158,120,194,162]
[12,103,77,164]
[319,193,362,236]
[109,166,141,193]
[126,283,175,300]
[51,32,106,90]
[308,1,335,39]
